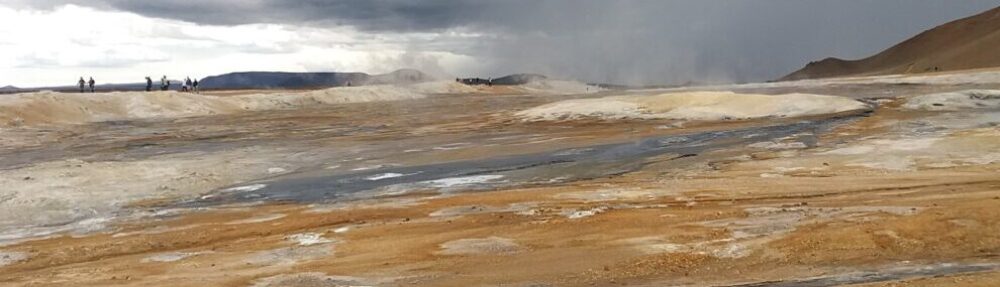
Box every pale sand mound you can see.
[437,237,522,255]
[407,81,482,94]
[903,90,1000,111]
[252,272,389,287]
[230,85,424,111]
[0,147,285,245]
[517,91,870,121]
[410,80,600,95]
[0,91,236,127]
[0,85,425,126]
[517,80,600,94]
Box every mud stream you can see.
[726,262,1000,287]
[187,117,848,206]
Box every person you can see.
[145,77,153,92]
[78,77,86,93]
[160,75,168,91]
[88,77,95,93]
[184,77,192,92]
[192,79,199,93]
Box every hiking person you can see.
[184,77,192,92]
[145,77,153,92]
[192,79,199,93]
[160,75,168,91]
[78,77,85,93]
[88,77,95,93]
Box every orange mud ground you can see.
[0,84,998,286]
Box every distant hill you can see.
[781,6,1000,81]
[456,73,549,86]
[3,69,433,93]
[491,74,548,85]
[0,85,18,92]
[198,69,432,90]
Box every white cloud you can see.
[0,4,481,87]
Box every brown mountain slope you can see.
[781,6,1000,81]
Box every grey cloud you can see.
[7,0,492,30]
[5,0,999,84]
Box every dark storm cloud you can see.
[10,0,497,30]
[6,0,1000,84]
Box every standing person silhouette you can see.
[88,77,95,93]
[145,77,153,92]
[78,77,86,93]
[192,78,199,93]
[161,75,168,91]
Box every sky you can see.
[0,1,997,87]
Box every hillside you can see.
[198,69,432,90]
[492,74,548,85]
[781,6,1000,81]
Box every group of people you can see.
[143,76,199,93]
[77,77,95,93]
[76,76,202,93]
[456,77,493,86]
[182,77,199,93]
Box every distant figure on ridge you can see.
[184,77,192,92]
[78,77,85,93]
[192,79,199,93]
[160,76,168,91]
[88,77,95,93]
[145,77,153,92]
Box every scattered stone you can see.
[246,245,333,266]
[562,207,608,219]
[286,233,333,246]
[438,237,522,255]
[0,251,28,267]
[141,252,208,263]
[251,272,390,287]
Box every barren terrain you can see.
[0,74,998,286]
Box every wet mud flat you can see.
[190,116,852,206]
[725,263,1000,287]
